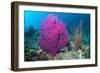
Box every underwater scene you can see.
[24,11,90,61]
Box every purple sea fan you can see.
[39,14,69,56]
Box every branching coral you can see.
[39,14,69,57]
[69,20,83,50]
[75,20,83,50]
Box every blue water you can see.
[24,11,90,35]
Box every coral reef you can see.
[24,14,90,61]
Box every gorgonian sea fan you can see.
[39,14,69,56]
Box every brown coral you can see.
[71,20,83,59]
[74,20,83,50]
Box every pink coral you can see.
[39,14,69,56]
